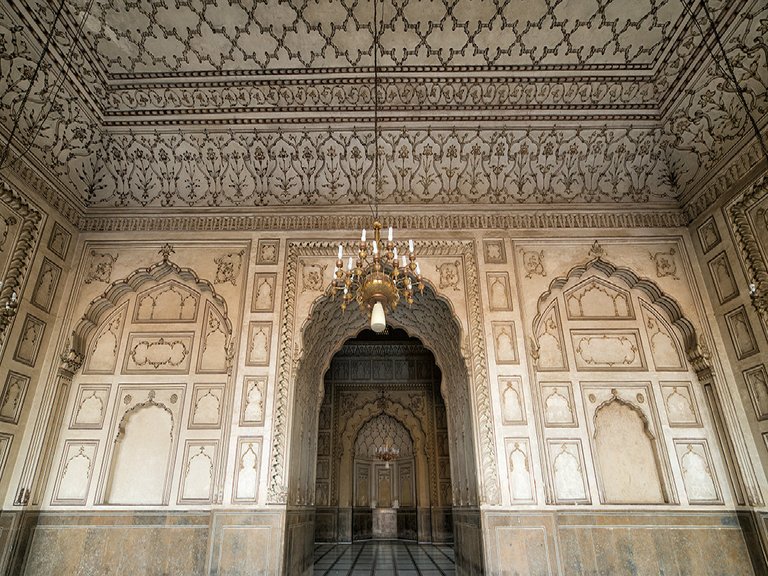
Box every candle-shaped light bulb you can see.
[10,291,17,303]
[401,254,407,267]
[343,286,348,295]
[408,239,414,253]
[415,263,421,275]
[361,229,367,242]
[338,244,343,259]
[372,241,378,255]
[347,256,353,270]
[388,226,393,241]
[393,247,398,261]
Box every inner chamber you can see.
[314,328,453,543]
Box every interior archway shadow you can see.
[282,281,484,575]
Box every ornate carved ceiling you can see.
[0,0,765,218]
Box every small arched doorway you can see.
[314,328,453,544]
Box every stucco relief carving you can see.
[85,304,127,374]
[661,382,701,427]
[234,437,262,503]
[697,217,721,254]
[744,365,768,421]
[729,175,768,323]
[483,239,506,264]
[134,280,199,322]
[70,385,110,429]
[571,330,645,370]
[675,441,722,504]
[0,215,16,251]
[84,251,118,284]
[541,383,577,427]
[499,377,525,425]
[436,260,461,291]
[252,273,277,312]
[708,252,740,304]
[13,314,45,367]
[301,260,328,293]
[505,438,534,503]
[189,385,224,428]
[565,277,633,320]
[531,302,566,370]
[198,303,228,373]
[649,248,679,280]
[241,377,267,425]
[52,441,98,505]
[179,442,217,503]
[125,333,193,372]
[724,306,759,360]
[31,257,61,313]
[487,273,512,311]
[214,249,245,286]
[492,322,518,364]
[548,440,589,503]
[642,303,684,370]
[47,222,71,260]
[0,180,42,350]
[0,371,29,424]
[256,239,280,265]
[247,322,272,366]
[519,249,546,279]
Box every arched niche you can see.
[531,256,727,507]
[337,398,429,509]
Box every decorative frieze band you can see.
[79,210,687,233]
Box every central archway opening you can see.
[314,328,453,543]
[280,277,484,575]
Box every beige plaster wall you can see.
[0,204,765,573]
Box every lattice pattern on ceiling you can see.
[55,0,685,74]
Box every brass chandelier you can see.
[332,0,423,332]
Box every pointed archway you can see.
[279,277,484,574]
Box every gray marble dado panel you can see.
[208,511,284,576]
[20,512,209,576]
[453,508,484,576]
[283,508,314,576]
[483,511,761,576]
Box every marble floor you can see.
[313,541,456,575]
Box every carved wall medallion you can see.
[188,384,225,429]
[256,239,280,265]
[233,436,263,503]
[660,382,701,427]
[519,249,546,278]
[436,260,461,291]
[301,260,328,293]
[498,377,525,425]
[649,248,679,280]
[571,329,646,371]
[84,251,118,284]
[214,249,245,286]
[492,322,519,364]
[178,441,218,504]
[540,382,578,427]
[483,239,507,264]
[246,322,272,366]
[674,440,722,505]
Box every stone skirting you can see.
[1,508,765,575]
[482,510,766,576]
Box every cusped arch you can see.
[535,257,697,356]
[71,255,232,358]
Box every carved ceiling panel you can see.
[0,0,764,215]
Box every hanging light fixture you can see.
[332,0,423,333]
[375,438,400,469]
